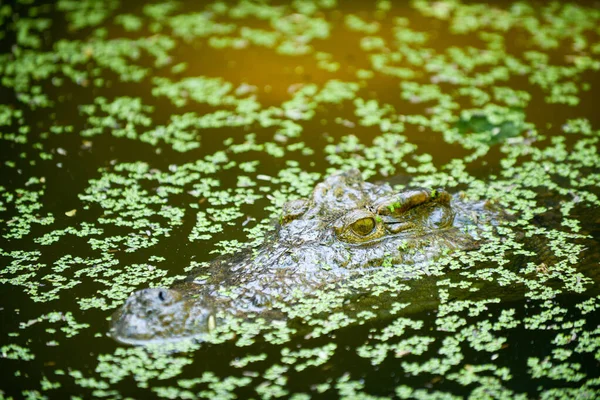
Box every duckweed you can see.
[1,0,600,398]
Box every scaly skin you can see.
[110,169,501,344]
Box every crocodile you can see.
[109,169,501,344]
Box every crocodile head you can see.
[110,169,498,344]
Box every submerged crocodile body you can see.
[110,169,500,344]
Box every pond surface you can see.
[1,0,600,398]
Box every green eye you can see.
[351,217,376,236]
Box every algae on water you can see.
[0,0,599,398]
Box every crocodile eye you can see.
[335,211,384,243]
[351,217,375,236]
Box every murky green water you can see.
[1,0,600,398]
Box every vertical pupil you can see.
[352,218,375,236]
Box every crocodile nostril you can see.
[158,289,167,302]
